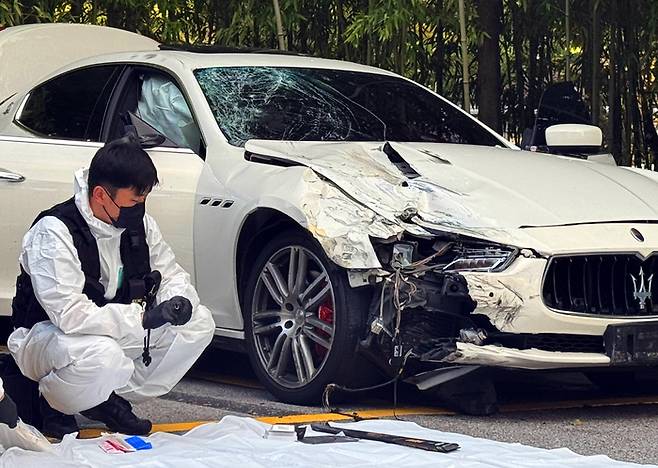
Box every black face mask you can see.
[102,189,146,230]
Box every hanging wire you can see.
[321,244,454,421]
[321,349,414,420]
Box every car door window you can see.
[107,69,201,154]
[17,65,122,141]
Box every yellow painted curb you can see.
[256,407,453,425]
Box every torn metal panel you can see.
[245,140,491,238]
[207,156,401,270]
[299,170,403,269]
[443,342,610,369]
[462,274,525,330]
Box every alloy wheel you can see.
[251,245,336,388]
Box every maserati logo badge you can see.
[631,228,645,242]
[631,267,653,310]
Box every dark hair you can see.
[88,136,159,197]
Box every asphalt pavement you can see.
[124,347,658,465]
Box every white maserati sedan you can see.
[2,24,658,406]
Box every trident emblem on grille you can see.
[631,267,653,310]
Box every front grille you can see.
[543,254,658,316]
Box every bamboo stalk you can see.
[458,0,470,112]
[565,0,570,81]
[272,0,286,50]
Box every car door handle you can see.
[0,168,25,182]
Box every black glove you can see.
[142,296,193,329]
[0,393,18,428]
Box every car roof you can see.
[54,49,400,79]
[0,24,159,101]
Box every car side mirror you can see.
[545,124,602,155]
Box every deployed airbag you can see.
[137,75,195,149]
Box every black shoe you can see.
[39,397,80,440]
[80,392,152,435]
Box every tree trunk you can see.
[590,0,601,125]
[526,1,541,128]
[641,80,658,169]
[608,2,623,163]
[272,0,287,50]
[69,0,83,22]
[458,0,471,112]
[432,0,445,94]
[20,0,39,24]
[336,0,349,60]
[511,0,525,135]
[623,1,643,167]
[398,25,407,75]
[105,1,123,29]
[298,3,309,53]
[476,0,502,132]
[366,0,374,65]
[124,4,140,33]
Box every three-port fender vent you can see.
[200,197,234,208]
[543,254,658,316]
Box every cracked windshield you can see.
[194,66,502,147]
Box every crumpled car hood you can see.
[245,140,658,236]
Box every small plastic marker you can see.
[124,436,152,451]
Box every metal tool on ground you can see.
[300,435,359,445]
[310,423,460,453]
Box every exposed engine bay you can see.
[356,237,502,383]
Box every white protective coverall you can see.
[8,169,215,415]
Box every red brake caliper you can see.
[314,300,334,358]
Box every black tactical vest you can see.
[12,197,151,330]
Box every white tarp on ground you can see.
[0,416,653,468]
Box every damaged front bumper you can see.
[444,342,610,368]
[355,248,658,391]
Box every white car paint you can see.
[0,23,158,104]
[545,123,603,148]
[2,24,658,374]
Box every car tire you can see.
[243,230,370,405]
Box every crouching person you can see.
[8,137,215,438]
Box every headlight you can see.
[443,246,517,272]
[378,238,518,273]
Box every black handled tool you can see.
[139,271,162,367]
[310,423,460,453]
